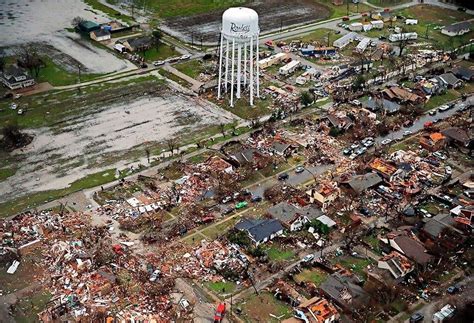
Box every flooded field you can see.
[0,0,135,73]
[161,0,330,43]
[0,82,237,202]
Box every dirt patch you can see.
[161,0,331,43]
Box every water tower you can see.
[217,7,260,107]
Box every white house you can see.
[333,32,358,49]
[0,66,35,90]
[371,20,384,29]
[349,22,363,31]
[259,52,287,69]
[90,29,111,41]
[356,38,371,53]
[279,60,301,75]
[433,304,456,323]
[441,21,471,37]
[388,32,418,42]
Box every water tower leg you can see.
[224,39,229,93]
[217,33,224,99]
[249,36,254,106]
[243,43,247,86]
[230,39,235,107]
[256,33,260,98]
[237,44,241,99]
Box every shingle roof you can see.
[443,21,471,33]
[438,72,461,86]
[268,202,323,225]
[235,218,283,242]
[345,172,382,194]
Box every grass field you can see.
[0,168,118,217]
[240,292,293,323]
[138,43,180,61]
[136,0,245,18]
[174,60,204,79]
[265,245,296,262]
[367,0,411,6]
[334,256,374,278]
[424,89,460,110]
[205,280,237,294]
[294,268,328,286]
[36,57,102,86]
[287,28,337,45]
[85,0,135,25]
[317,0,372,19]
[212,94,273,120]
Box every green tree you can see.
[352,75,366,91]
[300,91,313,107]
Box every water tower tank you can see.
[222,7,259,42]
[218,7,260,107]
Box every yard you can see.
[333,256,374,279]
[36,57,102,86]
[265,245,296,262]
[174,60,205,79]
[239,292,293,323]
[317,0,372,19]
[294,268,328,286]
[138,43,180,61]
[205,280,237,295]
[367,0,412,6]
[424,89,460,110]
[212,94,273,120]
[286,28,337,45]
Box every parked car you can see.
[214,303,226,322]
[409,312,424,323]
[295,166,305,173]
[381,138,392,145]
[221,196,232,204]
[438,104,450,112]
[433,152,447,160]
[447,285,459,294]
[350,143,360,150]
[251,195,263,203]
[302,254,315,263]
[278,172,289,181]
[418,208,432,218]
[153,60,165,66]
[235,201,248,209]
[180,54,191,60]
[445,166,452,175]
[343,147,352,155]
[222,207,234,215]
[429,109,436,116]
[149,269,160,282]
[350,99,362,106]
[403,130,413,137]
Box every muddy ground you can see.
[0,76,237,203]
[161,0,331,44]
[0,0,135,74]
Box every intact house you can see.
[441,21,471,37]
[437,72,463,89]
[123,36,153,52]
[90,29,111,42]
[319,268,370,313]
[0,66,35,90]
[267,202,323,231]
[452,66,474,82]
[306,183,339,209]
[380,230,434,268]
[377,251,414,280]
[364,96,400,114]
[234,218,284,246]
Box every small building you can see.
[333,32,358,49]
[355,38,371,53]
[279,60,301,75]
[388,32,418,42]
[298,297,340,323]
[316,215,337,229]
[0,66,35,90]
[441,21,471,37]
[349,22,363,32]
[374,11,396,22]
[437,72,463,89]
[319,269,369,312]
[452,66,474,81]
[433,304,456,323]
[90,29,111,41]
[234,218,284,246]
[306,183,339,209]
[78,20,100,33]
[340,172,383,195]
[258,53,287,69]
[419,133,447,152]
[123,36,153,52]
[405,19,418,25]
[370,20,384,29]
[114,43,127,53]
[267,202,323,231]
[378,251,414,280]
[380,230,434,267]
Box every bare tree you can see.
[166,138,178,156]
[16,45,43,77]
[71,16,85,28]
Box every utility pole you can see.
[191,31,194,46]
[347,0,350,16]
[327,32,331,47]
[280,19,283,33]
[200,37,203,51]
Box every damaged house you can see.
[267,202,323,231]
[380,230,434,268]
[340,172,383,195]
[235,218,284,246]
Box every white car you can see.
[180,54,191,60]
[433,152,447,160]
[350,99,362,106]
[403,130,413,137]
[419,209,432,218]
[10,103,17,110]
[445,166,452,175]
[438,105,449,112]
[302,254,315,263]
[149,269,160,282]
[381,139,392,145]
[153,60,165,66]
